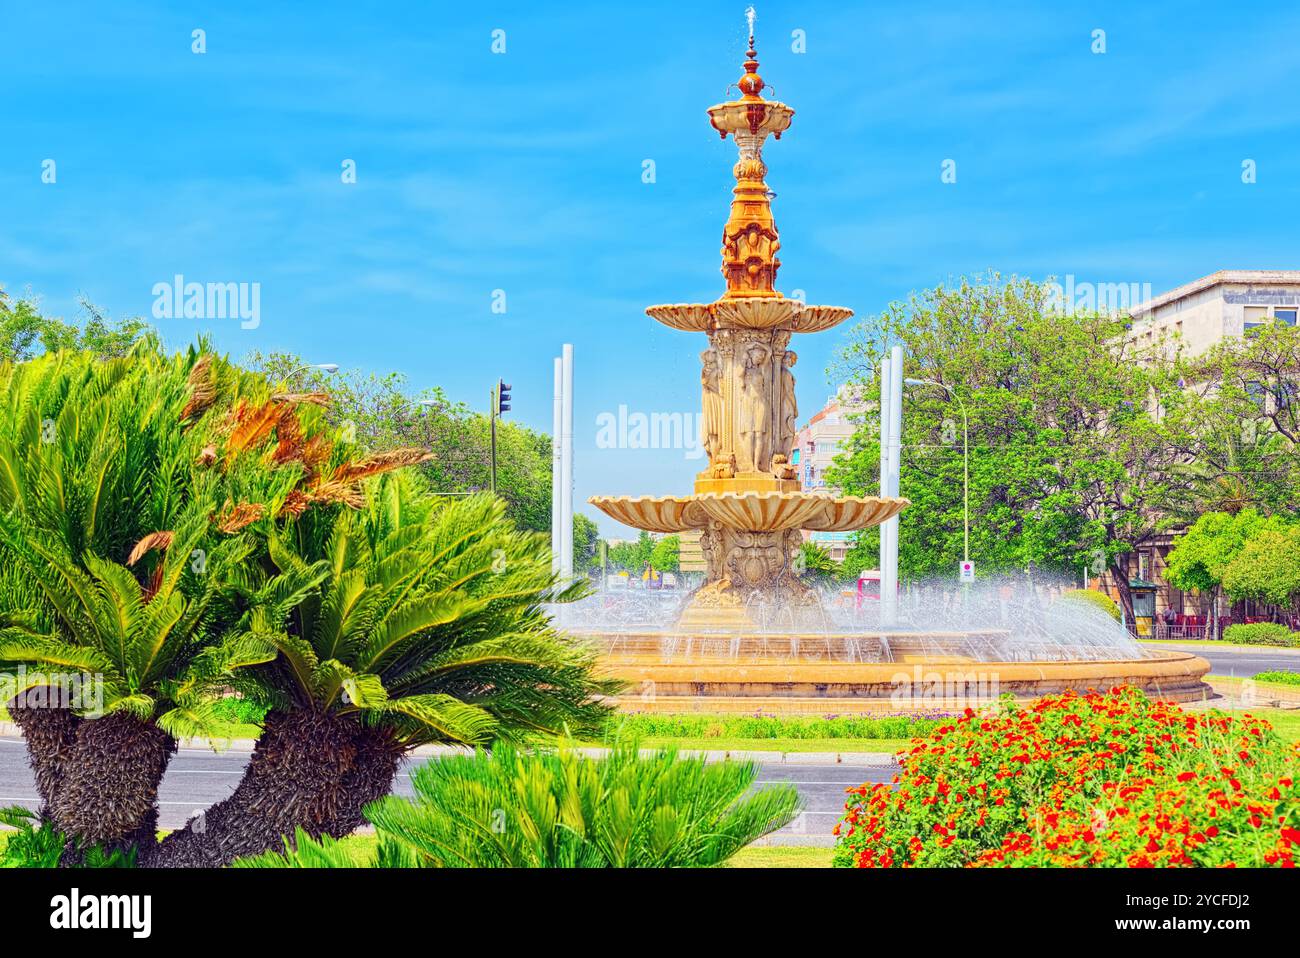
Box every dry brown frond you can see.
[277,490,312,519]
[214,502,266,534]
[307,481,366,509]
[330,447,435,482]
[127,531,175,566]
[144,562,165,603]
[270,391,331,408]
[299,434,334,479]
[225,401,288,460]
[271,412,306,465]
[179,354,217,422]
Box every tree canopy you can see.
[245,351,553,532]
[825,274,1294,617]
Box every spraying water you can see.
[551,574,1145,664]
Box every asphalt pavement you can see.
[0,737,893,848]
[1153,642,1300,677]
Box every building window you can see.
[1244,306,1268,336]
[1277,308,1297,327]
[1138,550,1151,581]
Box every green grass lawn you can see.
[626,736,908,754]
[315,833,834,868]
[725,846,835,868]
[326,833,834,868]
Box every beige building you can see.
[791,394,864,562]
[1104,269,1300,635]
[1125,270,1300,357]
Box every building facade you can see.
[1103,270,1300,635]
[1123,269,1300,357]
[790,394,864,562]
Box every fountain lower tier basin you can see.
[580,633,1212,713]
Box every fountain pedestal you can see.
[589,34,907,629]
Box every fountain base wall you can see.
[583,634,1213,714]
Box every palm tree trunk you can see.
[321,725,405,836]
[49,711,175,854]
[146,710,403,868]
[5,689,81,818]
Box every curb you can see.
[1144,642,1300,656]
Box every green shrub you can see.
[235,744,800,868]
[210,697,270,726]
[1254,671,1300,686]
[1223,623,1300,647]
[1060,588,1121,622]
[0,807,135,868]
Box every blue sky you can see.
[4,1,1299,534]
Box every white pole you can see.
[551,356,563,575]
[882,346,904,624]
[888,346,903,497]
[560,344,574,579]
[879,355,894,625]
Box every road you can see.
[1154,642,1300,677]
[0,738,893,848]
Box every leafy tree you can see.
[1183,322,1300,514]
[573,512,600,572]
[244,351,553,532]
[607,530,655,573]
[235,745,800,868]
[838,532,880,584]
[1166,509,1295,630]
[0,289,149,362]
[1221,527,1300,609]
[650,534,680,573]
[829,274,1208,620]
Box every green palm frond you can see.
[364,693,497,746]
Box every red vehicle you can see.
[855,570,882,610]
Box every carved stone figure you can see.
[738,340,772,473]
[770,452,797,481]
[700,348,723,466]
[779,350,798,455]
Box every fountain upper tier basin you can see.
[588,490,909,534]
[645,297,854,334]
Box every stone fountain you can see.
[590,33,906,631]
[579,28,1211,713]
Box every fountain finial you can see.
[738,25,764,99]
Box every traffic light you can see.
[497,379,512,415]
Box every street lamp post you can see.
[286,362,340,383]
[904,378,970,564]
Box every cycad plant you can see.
[152,476,619,867]
[0,341,426,854]
[236,744,801,868]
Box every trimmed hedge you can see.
[1254,671,1300,686]
[1223,623,1300,648]
[1060,588,1121,622]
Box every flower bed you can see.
[833,687,1298,868]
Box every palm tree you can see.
[151,476,619,867]
[0,341,427,854]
